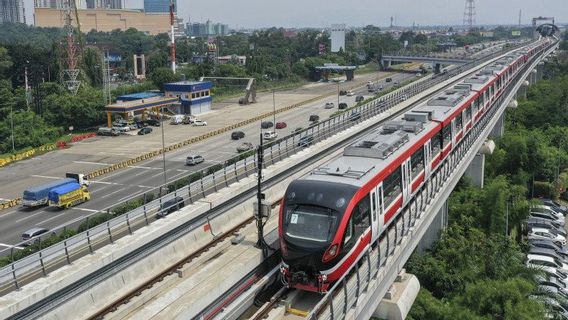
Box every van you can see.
[97,127,119,136]
[22,227,49,245]
[186,154,204,166]
[170,115,184,125]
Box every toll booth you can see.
[104,95,179,127]
[314,64,357,81]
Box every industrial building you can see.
[0,0,25,24]
[86,0,122,9]
[34,7,172,35]
[164,81,213,115]
[144,0,175,13]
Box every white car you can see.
[527,254,568,273]
[533,204,565,218]
[193,120,207,126]
[346,90,355,96]
[528,228,567,246]
[263,131,278,140]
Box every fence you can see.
[0,41,530,296]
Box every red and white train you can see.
[278,40,551,293]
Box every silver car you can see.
[186,154,204,166]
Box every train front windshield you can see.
[284,205,337,243]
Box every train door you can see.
[401,160,411,205]
[370,186,379,243]
[424,141,431,177]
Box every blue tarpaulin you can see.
[48,182,81,203]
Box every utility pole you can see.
[169,0,177,73]
[255,133,270,257]
[10,103,15,152]
[160,107,168,189]
[272,90,276,126]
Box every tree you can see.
[149,67,179,91]
[0,47,12,79]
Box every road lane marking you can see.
[100,188,126,199]
[73,161,110,166]
[0,243,24,250]
[16,209,56,223]
[128,165,162,170]
[31,175,60,180]
[68,208,99,213]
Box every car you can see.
[355,95,364,102]
[263,131,278,140]
[378,85,384,91]
[528,217,564,229]
[193,120,207,126]
[183,115,196,124]
[339,90,347,96]
[368,87,376,93]
[394,81,400,85]
[186,154,204,166]
[400,95,408,102]
[146,119,161,127]
[385,77,392,82]
[416,73,422,77]
[275,122,287,129]
[529,211,565,226]
[539,285,568,300]
[349,111,362,121]
[22,227,49,245]
[112,123,130,133]
[527,254,568,273]
[346,90,355,96]
[157,196,185,218]
[297,135,314,147]
[309,114,320,122]
[135,121,148,128]
[530,239,568,258]
[261,121,274,129]
[338,102,348,109]
[526,219,567,237]
[533,205,565,218]
[237,142,254,152]
[529,247,568,263]
[538,275,568,295]
[325,102,335,109]
[137,127,153,135]
[231,131,245,140]
[528,227,567,246]
[97,127,119,136]
[541,199,568,214]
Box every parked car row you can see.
[526,199,568,319]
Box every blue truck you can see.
[22,173,89,208]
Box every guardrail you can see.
[0,41,529,296]
[307,41,556,320]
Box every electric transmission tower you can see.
[61,0,81,94]
[463,0,476,31]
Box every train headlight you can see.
[323,244,339,262]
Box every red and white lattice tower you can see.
[463,0,476,31]
[62,0,80,94]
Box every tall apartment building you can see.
[186,20,229,37]
[144,0,176,13]
[86,0,123,9]
[0,0,25,23]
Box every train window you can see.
[455,113,463,132]
[442,125,451,148]
[465,105,472,122]
[410,148,425,179]
[371,194,377,221]
[383,167,402,208]
[344,219,353,245]
[472,97,479,113]
[353,195,371,230]
[431,131,442,156]
[489,85,494,99]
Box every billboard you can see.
[330,24,346,52]
[512,30,521,37]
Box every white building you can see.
[331,24,346,52]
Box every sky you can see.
[24,0,566,29]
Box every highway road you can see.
[0,72,414,247]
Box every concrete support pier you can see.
[464,139,495,188]
[490,114,504,138]
[416,200,448,252]
[373,270,420,320]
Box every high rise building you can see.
[0,0,25,24]
[144,0,175,13]
[186,20,229,37]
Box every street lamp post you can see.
[337,83,340,108]
[160,106,168,190]
[272,90,276,126]
[9,104,15,152]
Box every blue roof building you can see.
[144,0,176,13]
[164,81,213,116]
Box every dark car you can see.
[309,114,320,122]
[526,219,567,237]
[355,95,364,102]
[530,239,568,257]
[339,90,347,96]
[338,102,348,110]
[385,77,393,82]
[261,121,274,129]
[275,122,287,129]
[231,131,245,140]
[297,135,314,147]
[157,196,185,218]
[135,121,148,128]
[349,111,362,121]
[146,119,161,127]
[138,127,153,135]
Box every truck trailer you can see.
[22,173,89,208]
[48,182,90,209]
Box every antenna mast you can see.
[169,0,176,74]
[62,0,80,94]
